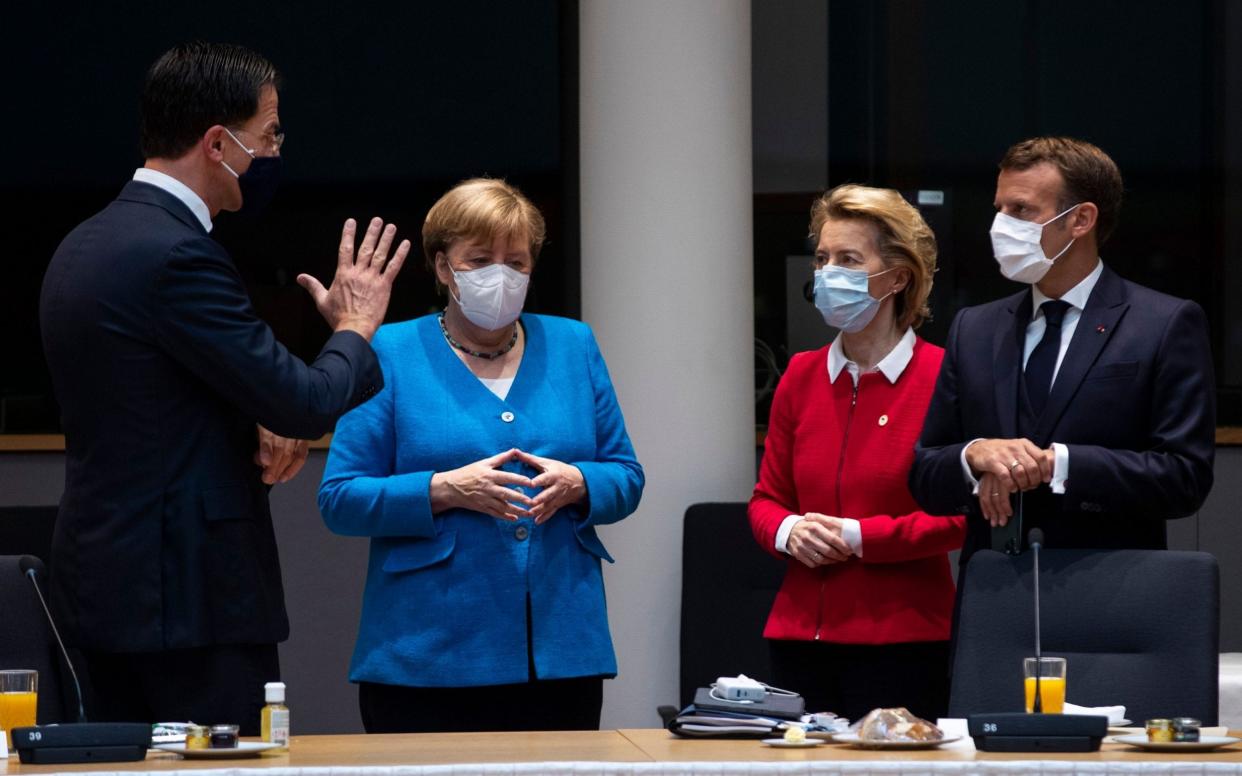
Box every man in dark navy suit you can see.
[39,42,411,731]
[910,137,1215,565]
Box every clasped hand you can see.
[787,513,853,569]
[429,448,586,523]
[254,425,309,485]
[965,437,1055,526]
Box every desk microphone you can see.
[1028,528,1045,714]
[966,527,1107,752]
[18,556,86,723]
[12,556,149,764]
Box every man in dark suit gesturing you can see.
[909,137,1214,565]
[39,42,411,730]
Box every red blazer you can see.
[750,336,965,644]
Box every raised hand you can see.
[512,449,587,525]
[297,217,410,341]
[429,448,535,521]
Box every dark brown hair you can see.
[1000,136,1124,244]
[141,42,280,160]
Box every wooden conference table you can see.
[8,728,1242,775]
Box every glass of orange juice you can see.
[0,669,38,751]
[1024,657,1066,713]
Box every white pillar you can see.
[580,0,755,728]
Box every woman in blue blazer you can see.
[319,178,644,733]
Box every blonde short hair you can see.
[422,178,547,277]
[809,184,937,330]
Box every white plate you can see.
[833,732,961,750]
[761,737,824,748]
[1113,734,1242,752]
[152,742,281,758]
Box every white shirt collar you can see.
[827,326,916,385]
[1030,259,1103,317]
[132,168,213,233]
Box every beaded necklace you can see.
[438,312,519,360]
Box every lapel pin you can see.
[878,414,889,427]
[1096,325,1106,333]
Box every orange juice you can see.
[0,691,37,748]
[1024,676,1066,713]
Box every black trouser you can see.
[359,675,604,733]
[767,639,951,723]
[82,643,279,735]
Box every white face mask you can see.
[989,203,1079,284]
[451,264,530,330]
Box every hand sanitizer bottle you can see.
[261,681,290,749]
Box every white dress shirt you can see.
[132,168,213,233]
[774,327,917,559]
[961,260,1105,495]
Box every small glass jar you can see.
[1146,719,1174,743]
[209,724,240,748]
[1172,717,1201,742]
[185,724,210,750]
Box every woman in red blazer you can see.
[750,184,966,722]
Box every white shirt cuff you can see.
[961,438,985,495]
[841,517,863,557]
[775,515,802,554]
[1050,442,1068,494]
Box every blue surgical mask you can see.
[813,265,896,333]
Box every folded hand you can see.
[787,512,852,569]
[430,448,535,521]
[254,425,309,485]
[513,449,586,525]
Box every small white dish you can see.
[833,732,961,750]
[1112,734,1241,752]
[152,741,281,758]
[762,737,825,748]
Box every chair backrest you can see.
[0,506,58,568]
[0,555,70,724]
[679,502,785,708]
[949,549,1219,723]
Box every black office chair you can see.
[0,506,58,566]
[0,555,71,724]
[949,549,1219,724]
[677,502,785,708]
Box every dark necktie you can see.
[1025,300,1072,416]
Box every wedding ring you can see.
[1008,459,1022,470]
[991,491,1000,497]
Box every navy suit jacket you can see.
[909,265,1215,563]
[40,180,382,652]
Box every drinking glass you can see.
[0,670,38,751]
[1024,657,1066,714]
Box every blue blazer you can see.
[909,265,1215,562]
[40,181,382,652]
[319,313,644,687]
